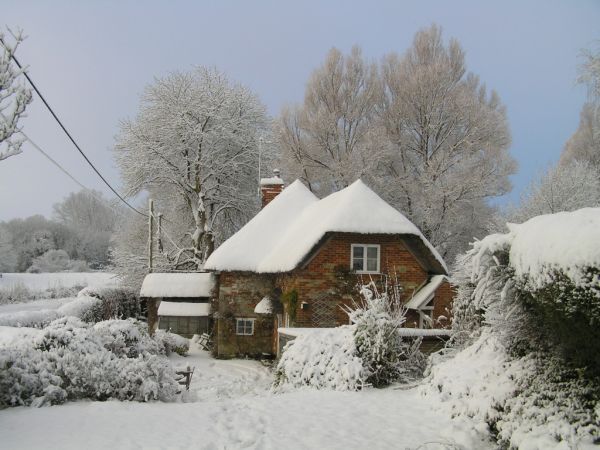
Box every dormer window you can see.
[351,244,380,273]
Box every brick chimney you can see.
[260,169,284,208]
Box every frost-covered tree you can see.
[276,26,515,262]
[0,225,17,272]
[276,46,381,195]
[561,47,600,174]
[114,68,271,269]
[52,190,120,269]
[376,25,516,260]
[505,161,600,224]
[0,28,32,161]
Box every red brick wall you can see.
[277,233,451,328]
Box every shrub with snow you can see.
[153,329,189,356]
[274,281,425,391]
[273,327,365,391]
[347,282,425,387]
[26,249,90,273]
[77,285,144,323]
[0,317,182,407]
[437,208,600,448]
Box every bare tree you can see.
[114,67,270,269]
[0,28,32,161]
[376,24,516,260]
[275,46,381,195]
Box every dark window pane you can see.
[353,246,364,258]
[352,258,364,271]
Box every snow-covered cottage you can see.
[140,272,216,338]
[203,176,454,358]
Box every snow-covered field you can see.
[0,337,492,450]
[0,272,117,327]
[0,272,117,291]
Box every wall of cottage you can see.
[214,272,276,358]
[277,233,450,328]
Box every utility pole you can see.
[157,213,163,253]
[148,199,154,272]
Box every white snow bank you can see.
[508,208,600,288]
[474,208,600,289]
[158,301,210,317]
[140,272,215,298]
[421,329,520,427]
[405,275,448,309]
[206,179,447,274]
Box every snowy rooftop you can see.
[205,179,446,274]
[158,301,210,317]
[405,275,448,310]
[140,272,215,298]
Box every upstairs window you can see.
[351,244,380,273]
[236,318,255,335]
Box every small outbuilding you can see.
[140,272,216,338]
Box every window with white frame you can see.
[351,244,380,273]
[235,318,255,335]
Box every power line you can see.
[0,36,147,218]
[0,113,128,219]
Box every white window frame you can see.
[235,318,255,336]
[350,244,381,274]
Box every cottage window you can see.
[351,244,380,273]
[236,318,255,336]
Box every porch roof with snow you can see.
[158,301,211,317]
[405,275,448,310]
[205,179,447,274]
[140,272,216,298]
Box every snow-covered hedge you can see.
[440,208,600,448]
[0,317,184,407]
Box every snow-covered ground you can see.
[0,338,492,450]
[0,272,117,291]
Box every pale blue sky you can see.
[1,0,598,220]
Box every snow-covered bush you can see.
[26,249,90,273]
[77,285,143,323]
[153,329,189,356]
[347,282,425,387]
[273,327,365,391]
[275,281,426,391]
[0,317,181,407]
